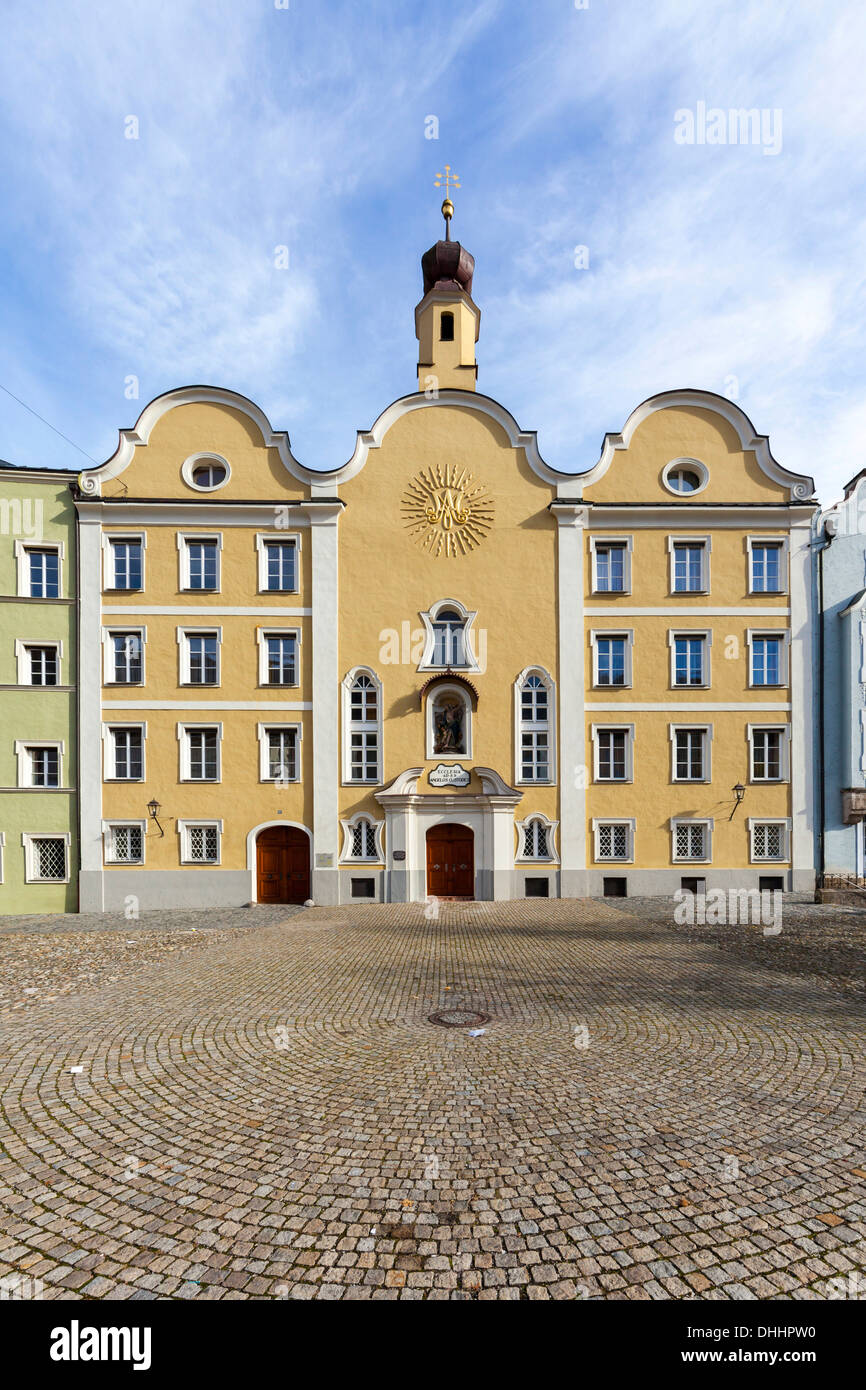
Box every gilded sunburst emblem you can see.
[401,463,494,558]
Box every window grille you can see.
[674,823,706,860]
[350,820,377,859]
[33,837,66,880]
[188,826,218,862]
[597,823,629,860]
[522,820,550,859]
[753,823,785,860]
[111,826,143,863]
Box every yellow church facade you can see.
[74,218,816,910]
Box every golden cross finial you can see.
[434,165,461,238]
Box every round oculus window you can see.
[191,462,227,489]
[663,459,708,496]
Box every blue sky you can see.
[0,0,863,500]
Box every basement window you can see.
[351,877,375,899]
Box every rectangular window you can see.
[109,539,143,590]
[27,646,58,685]
[111,633,143,683]
[674,728,706,781]
[750,542,783,593]
[596,823,630,861]
[107,825,144,864]
[27,548,60,598]
[673,822,708,861]
[596,729,628,781]
[185,539,219,591]
[596,636,627,686]
[186,728,219,780]
[595,542,627,593]
[673,636,704,686]
[266,728,297,781]
[521,730,550,782]
[266,635,297,685]
[27,746,60,787]
[751,728,784,781]
[264,540,297,592]
[31,837,67,880]
[672,542,706,593]
[752,822,786,860]
[188,634,219,685]
[350,731,379,781]
[111,728,144,780]
[187,825,219,863]
[751,636,783,686]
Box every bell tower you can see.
[416,171,480,392]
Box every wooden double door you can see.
[256,826,310,903]
[426,823,475,899]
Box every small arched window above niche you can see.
[440,311,455,342]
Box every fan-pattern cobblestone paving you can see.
[0,899,863,1300]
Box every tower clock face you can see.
[401,463,494,558]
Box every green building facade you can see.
[0,464,78,911]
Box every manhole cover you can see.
[428,1008,491,1028]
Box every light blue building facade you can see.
[818,472,866,877]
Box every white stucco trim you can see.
[590,630,634,689]
[584,606,790,617]
[662,457,709,497]
[339,813,386,864]
[514,812,559,864]
[77,386,315,494]
[20,830,71,884]
[101,531,146,592]
[513,666,557,786]
[102,820,147,866]
[667,534,711,594]
[14,538,65,598]
[15,739,65,788]
[255,531,301,594]
[746,628,791,688]
[177,818,224,866]
[181,452,231,493]
[747,817,792,864]
[14,638,63,686]
[591,818,635,865]
[102,721,147,781]
[177,531,223,592]
[746,722,791,783]
[176,626,222,686]
[788,517,815,885]
[426,680,473,761]
[670,816,714,863]
[102,625,146,685]
[589,534,633,594]
[417,598,482,673]
[667,628,712,689]
[576,391,815,500]
[176,721,223,782]
[256,721,301,783]
[746,534,789,595]
[256,627,300,688]
[552,503,587,891]
[102,606,311,617]
[669,723,713,783]
[78,513,105,909]
[310,503,342,902]
[591,723,635,783]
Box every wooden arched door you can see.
[256,826,310,903]
[426,823,474,900]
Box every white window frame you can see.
[591,724,635,783]
[102,820,147,865]
[667,535,711,595]
[15,639,63,687]
[747,629,790,688]
[669,724,713,783]
[747,535,788,595]
[102,627,146,685]
[426,681,473,761]
[515,813,559,863]
[21,831,71,884]
[748,818,791,863]
[747,724,791,783]
[177,819,224,866]
[102,723,147,781]
[178,723,223,782]
[181,452,231,493]
[102,532,146,592]
[257,722,301,783]
[418,598,482,673]
[341,667,383,784]
[15,740,64,789]
[255,532,301,594]
[589,535,633,595]
[662,457,709,497]
[177,532,223,592]
[177,627,222,686]
[15,540,64,599]
[590,630,634,688]
[668,630,712,689]
[670,817,714,863]
[514,666,556,785]
[257,628,300,687]
[591,818,635,864]
[339,813,385,864]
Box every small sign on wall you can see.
[315,853,334,868]
[393,850,406,861]
[429,763,471,788]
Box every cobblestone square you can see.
[0,899,863,1300]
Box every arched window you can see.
[515,668,556,784]
[440,311,455,342]
[432,609,466,667]
[340,813,384,863]
[341,668,383,783]
[515,814,559,863]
